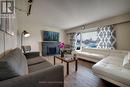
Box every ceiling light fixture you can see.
[81,25,86,30]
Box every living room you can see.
[0,0,130,87]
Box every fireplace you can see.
[42,42,59,56]
[47,47,56,55]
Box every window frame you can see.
[75,28,98,51]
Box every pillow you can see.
[123,53,130,70]
[0,61,19,81]
[1,48,28,76]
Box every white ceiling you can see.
[18,0,130,30]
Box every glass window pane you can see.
[82,31,98,48]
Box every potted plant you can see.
[58,42,65,57]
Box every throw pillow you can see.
[123,53,130,70]
[0,61,19,81]
[1,48,29,76]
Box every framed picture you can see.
[0,18,5,32]
[0,17,14,36]
[42,31,59,42]
[0,18,8,32]
[0,0,15,35]
[0,18,3,31]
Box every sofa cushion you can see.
[76,52,107,60]
[28,61,52,73]
[100,56,124,66]
[93,58,130,86]
[1,48,28,76]
[109,50,128,58]
[123,53,130,70]
[0,61,19,81]
[27,56,46,66]
[82,48,110,56]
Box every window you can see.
[82,31,98,48]
[75,30,98,50]
[75,25,115,50]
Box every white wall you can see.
[18,25,67,52]
[0,0,18,57]
[15,0,130,52]
[115,22,130,50]
[65,13,130,51]
[65,13,130,33]
[0,31,4,56]
[0,18,17,57]
[16,12,67,53]
[16,0,67,53]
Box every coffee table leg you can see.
[67,62,69,75]
[54,56,56,65]
[75,60,78,71]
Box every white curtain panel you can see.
[69,33,77,51]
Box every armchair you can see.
[22,45,40,59]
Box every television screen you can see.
[43,31,59,41]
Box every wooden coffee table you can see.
[54,55,78,75]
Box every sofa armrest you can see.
[0,65,64,87]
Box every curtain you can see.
[69,33,77,51]
[97,25,116,49]
[75,32,81,50]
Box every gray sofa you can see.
[0,48,64,87]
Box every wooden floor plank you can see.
[44,56,119,87]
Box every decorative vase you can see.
[61,51,64,57]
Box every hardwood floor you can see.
[44,56,119,87]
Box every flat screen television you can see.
[42,31,59,41]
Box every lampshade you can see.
[23,30,30,37]
[21,30,30,48]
